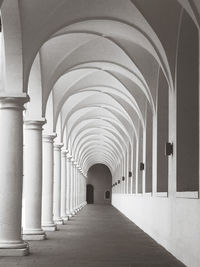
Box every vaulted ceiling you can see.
[0,0,199,175]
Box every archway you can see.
[86,184,94,204]
[87,164,112,204]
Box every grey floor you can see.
[0,205,185,267]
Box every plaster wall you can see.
[87,164,112,204]
[112,194,200,267]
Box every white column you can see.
[61,150,68,223]
[23,119,46,241]
[70,159,75,215]
[53,143,63,225]
[83,175,87,206]
[78,168,82,209]
[0,96,29,256]
[73,162,77,214]
[69,158,73,216]
[74,164,78,212]
[80,172,83,207]
[66,154,72,217]
[81,173,85,207]
[42,133,57,231]
[77,167,80,210]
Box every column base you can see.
[54,219,64,225]
[77,205,82,211]
[42,223,57,232]
[66,212,72,218]
[0,241,29,256]
[23,229,46,241]
[61,216,69,224]
[71,210,76,216]
[74,209,78,214]
[80,203,85,208]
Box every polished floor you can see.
[0,205,185,267]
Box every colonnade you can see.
[0,98,87,256]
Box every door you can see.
[86,184,94,204]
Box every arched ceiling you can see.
[1,0,199,175]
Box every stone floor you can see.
[0,205,185,267]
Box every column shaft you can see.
[42,134,57,231]
[23,119,46,240]
[61,150,68,223]
[73,163,77,213]
[66,154,71,217]
[74,166,78,211]
[77,170,80,209]
[53,143,63,225]
[0,96,29,256]
[70,159,75,215]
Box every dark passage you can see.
[0,205,185,267]
[86,184,94,204]
[87,164,112,204]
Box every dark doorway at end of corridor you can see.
[87,164,112,204]
[86,184,94,204]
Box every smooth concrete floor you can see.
[0,205,185,267]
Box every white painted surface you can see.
[0,97,29,255]
[112,194,200,267]
[53,143,63,224]
[42,134,57,231]
[60,150,68,222]
[23,119,46,239]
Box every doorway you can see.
[86,184,94,204]
[87,164,112,204]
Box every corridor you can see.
[0,1,200,266]
[0,205,184,267]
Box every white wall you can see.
[112,194,200,267]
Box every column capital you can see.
[61,150,68,157]
[54,143,64,151]
[24,118,46,130]
[0,94,29,110]
[67,154,72,160]
[43,133,57,143]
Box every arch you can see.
[87,163,112,204]
[86,184,94,204]
[0,0,23,93]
